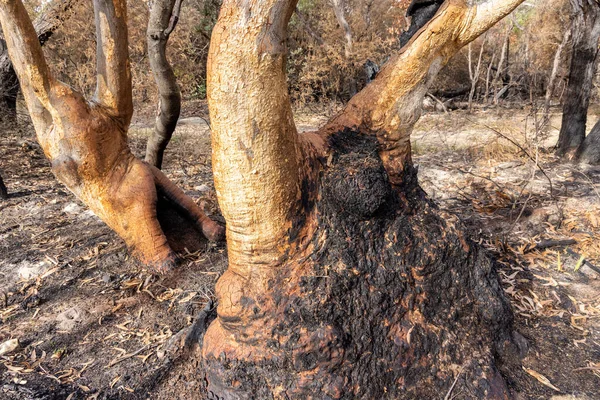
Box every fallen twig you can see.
[525,239,578,253]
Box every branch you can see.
[319,0,525,185]
[458,0,525,45]
[93,0,133,125]
[0,0,53,133]
[164,0,183,37]
[33,0,81,46]
[145,0,184,168]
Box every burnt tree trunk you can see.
[0,172,7,199]
[576,117,600,163]
[0,0,223,271]
[0,42,19,126]
[0,0,80,126]
[557,0,600,157]
[544,27,572,119]
[144,0,183,169]
[202,0,526,398]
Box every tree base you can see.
[202,133,520,399]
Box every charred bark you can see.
[556,0,600,157]
[203,0,526,397]
[0,42,18,126]
[204,133,520,399]
[0,0,223,271]
[576,118,600,163]
[144,0,183,169]
[400,0,445,47]
[0,172,7,199]
[0,0,80,126]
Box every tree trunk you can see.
[331,0,357,97]
[203,0,526,398]
[0,0,81,126]
[544,27,572,119]
[576,117,600,163]
[0,172,7,199]
[0,0,224,272]
[144,0,183,169]
[557,0,600,157]
[468,37,486,111]
[492,24,511,105]
[0,46,19,126]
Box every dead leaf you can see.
[523,367,560,392]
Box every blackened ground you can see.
[1,105,600,399]
[204,131,519,399]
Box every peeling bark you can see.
[557,0,600,157]
[144,0,183,169]
[0,0,223,271]
[203,0,525,397]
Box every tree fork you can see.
[203,0,526,398]
[145,0,184,169]
[0,0,223,271]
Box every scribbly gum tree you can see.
[0,0,224,271]
[203,0,526,398]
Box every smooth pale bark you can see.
[0,0,223,271]
[0,0,80,126]
[557,0,600,157]
[144,0,183,169]
[204,0,526,397]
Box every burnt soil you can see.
[0,104,599,399]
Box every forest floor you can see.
[0,101,599,399]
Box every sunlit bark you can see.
[0,0,223,271]
[203,0,526,397]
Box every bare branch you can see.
[145,0,184,168]
[0,0,53,132]
[93,0,133,125]
[164,0,183,37]
[458,0,525,45]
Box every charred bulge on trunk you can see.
[203,131,521,400]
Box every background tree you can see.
[202,0,525,397]
[0,172,7,199]
[0,0,224,272]
[556,0,600,157]
[144,0,184,169]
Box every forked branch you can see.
[145,0,184,168]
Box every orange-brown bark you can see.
[0,0,223,271]
[203,0,526,397]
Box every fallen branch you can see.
[525,239,578,252]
